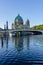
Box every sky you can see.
[0,0,43,29]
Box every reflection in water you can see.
[15,37,23,51]
[14,36,30,51]
[25,36,30,49]
[1,37,8,48]
[0,35,43,64]
[1,36,30,49]
[6,37,8,48]
[1,37,3,48]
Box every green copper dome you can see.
[14,14,23,25]
[15,14,23,22]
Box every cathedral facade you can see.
[11,14,30,29]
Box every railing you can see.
[0,29,43,33]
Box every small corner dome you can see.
[26,19,29,22]
[15,14,23,22]
[25,19,30,25]
[26,19,30,23]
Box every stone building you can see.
[11,14,30,29]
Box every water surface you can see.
[0,35,43,65]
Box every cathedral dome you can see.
[14,14,23,25]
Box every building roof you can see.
[15,14,23,22]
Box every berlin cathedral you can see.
[11,14,30,29]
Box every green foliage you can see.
[18,25,24,29]
[31,24,43,30]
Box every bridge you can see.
[0,29,43,35]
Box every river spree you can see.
[0,35,43,65]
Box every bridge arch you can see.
[29,31,42,35]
